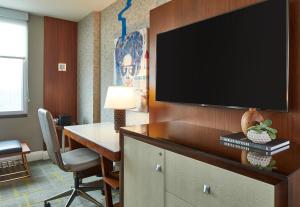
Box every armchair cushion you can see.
[0,140,22,155]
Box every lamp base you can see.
[114,110,126,133]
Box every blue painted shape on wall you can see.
[118,0,132,39]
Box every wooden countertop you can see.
[120,121,300,185]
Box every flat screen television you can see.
[156,0,289,111]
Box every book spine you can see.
[222,141,251,151]
[221,141,270,155]
[249,142,270,151]
[220,136,269,151]
[220,136,249,147]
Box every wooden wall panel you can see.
[44,17,77,122]
[149,0,300,143]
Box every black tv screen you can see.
[156,0,289,111]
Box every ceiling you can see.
[0,0,117,22]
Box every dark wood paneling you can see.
[44,17,77,122]
[289,169,300,207]
[149,0,300,143]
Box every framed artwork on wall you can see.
[114,28,149,112]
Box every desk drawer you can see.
[166,151,275,207]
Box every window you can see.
[0,11,28,117]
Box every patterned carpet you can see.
[0,160,119,207]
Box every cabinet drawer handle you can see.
[203,184,211,195]
[155,164,162,172]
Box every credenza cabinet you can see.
[121,122,300,207]
[123,136,275,207]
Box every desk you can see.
[64,123,120,207]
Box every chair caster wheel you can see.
[44,202,51,207]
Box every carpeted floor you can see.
[0,160,119,207]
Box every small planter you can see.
[246,152,272,168]
[241,150,276,170]
[247,130,272,144]
[246,119,277,144]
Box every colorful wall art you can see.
[114,28,148,112]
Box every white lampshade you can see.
[104,86,137,110]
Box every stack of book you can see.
[220,132,290,153]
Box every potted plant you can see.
[247,120,278,144]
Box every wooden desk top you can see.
[64,123,120,161]
[121,121,300,185]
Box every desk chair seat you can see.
[38,108,102,207]
[62,148,99,172]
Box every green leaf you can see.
[247,125,261,131]
[265,127,277,134]
[252,128,263,134]
[263,119,272,127]
[268,132,276,139]
[257,125,265,129]
[247,126,256,131]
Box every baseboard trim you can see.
[27,150,50,162]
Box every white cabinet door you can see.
[124,136,165,207]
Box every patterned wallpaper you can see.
[93,12,101,123]
[100,0,170,124]
[78,12,100,124]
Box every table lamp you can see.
[104,86,137,132]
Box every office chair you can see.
[38,108,102,207]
